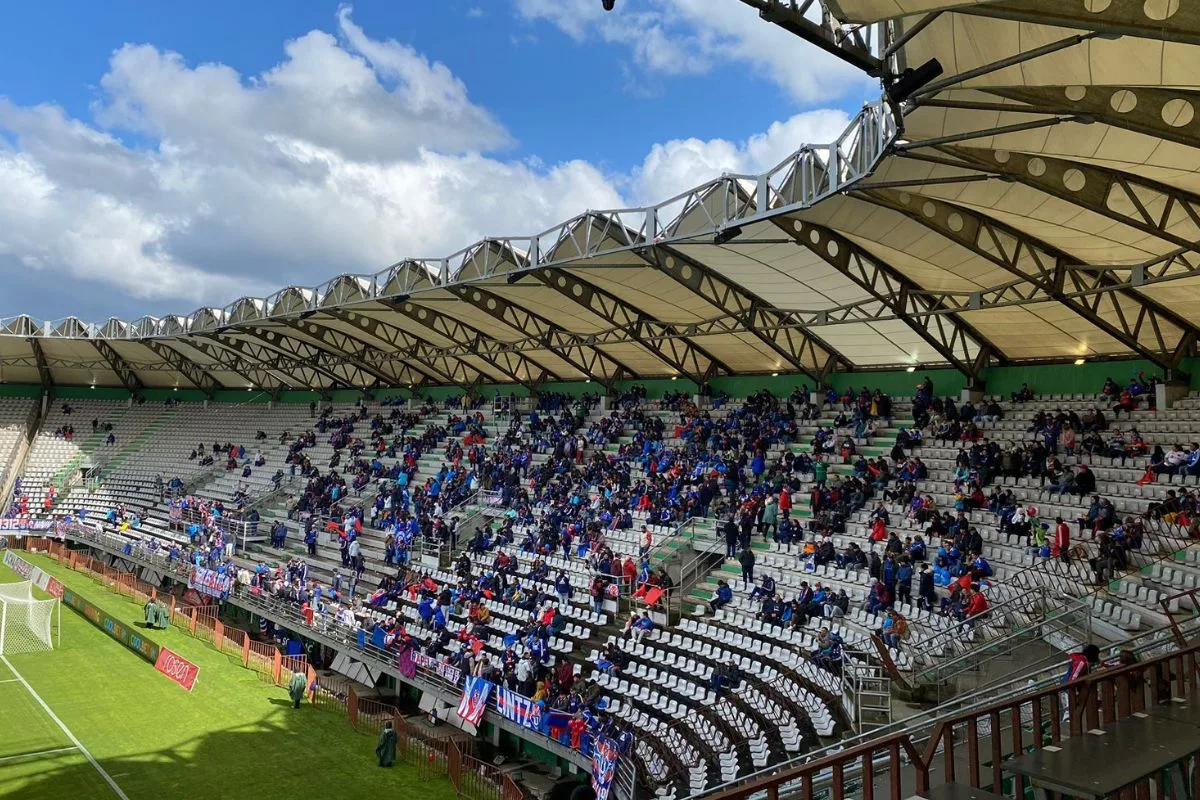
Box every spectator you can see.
[708,580,733,614]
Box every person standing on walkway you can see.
[724,515,738,559]
[738,546,756,589]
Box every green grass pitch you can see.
[0,553,458,800]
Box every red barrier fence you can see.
[20,539,525,800]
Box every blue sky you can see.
[0,0,875,322]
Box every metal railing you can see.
[900,593,1093,704]
[41,522,600,777]
[692,607,1200,800]
[696,639,1200,800]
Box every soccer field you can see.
[0,556,458,800]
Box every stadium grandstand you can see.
[7,2,1200,800]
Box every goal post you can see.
[0,581,58,655]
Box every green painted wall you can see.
[980,360,1161,398]
[708,373,814,396]
[55,386,128,401]
[830,368,967,398]
[141,388,208,403]
[211,389,271,404]
[0,384,43,398]
[612,377,697,398]
[276,390,323,404]
[0,354,1190,405]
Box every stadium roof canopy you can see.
[5,0,1200,395]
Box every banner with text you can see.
[411,651,463,686]
[187,566,232,600]
[62,588,161,663]
[0,518,58,533]
[1,550,62,597]
[154,647,200,691]
[494,687,544,732]
[591,736,620,800]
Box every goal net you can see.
[0,581,57,655]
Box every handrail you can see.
[895,584,1081,683]
[697,608,1200,800]
[697,634,1200,800]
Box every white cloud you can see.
[514,0,874,105]
[631,109,852,204]
[0,6,856,318]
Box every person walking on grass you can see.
[289,670,307,709]
[376,720,397,767]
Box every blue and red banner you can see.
[456,676,492,727]
[396,647,417,679]
[591,735,620,800]
[187,566,231,599]
[495,686,543,731]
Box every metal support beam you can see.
[26,338,53,389]
[368,301,559,387]
[768,216,997,380]
[894,117,1080,152]
[738,0,882,75]
[90,338,144,394]
[934,146,1200,257]
[140,340,222,396]
[275,316,418,388]
[639,244,849,385]
[514,268,733,383]
[205,331,347,390]
[960,3,1200,46]
[444,286,635,386]
[318,308,487,388]
[882,10,943,60]
[857,187,1194,375]
[171,337,282,390]
[911,32,1099,99]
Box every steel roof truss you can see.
[444,286,633,385]
[140,340,222,396]
[27,337,53,389]
[369,300,557,387]
[862,187,1194,375]
[775,217,996,377]
[522,268,732,383]
[90,338,145,393]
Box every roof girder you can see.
[275,316,422,388]
[26,338,53,389]
[858,186,1195,374]
[207,331,345,389]
[366,301,558,387]
[958,1,1200,45]
[923,87,1200,153]
[518,268,733,384]
[318,307,490,388]
[771,216,997,378]
[90,339,145,394]
[444,285,635,386]
[181,335,323,391]
[140,340,222,396]
[638,244,847,384]
[937,146,1200,257]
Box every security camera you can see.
[602,0,616,9]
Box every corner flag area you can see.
[0,557,458,800]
